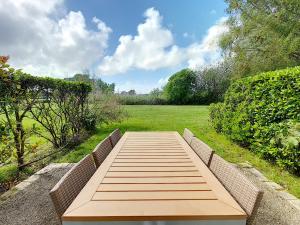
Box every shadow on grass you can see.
[55,122,151,163]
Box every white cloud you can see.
[0,0,112,77]
[186,17,228,69]
[98,8,183,75]
[99,8,228,75]
[1,3,228,81]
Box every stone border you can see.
[0,163,73,201]
[238,162,300,211]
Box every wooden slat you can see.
[97,183,211,192]
[117,152,188,156]
[125,143,179,145]
[122,147,184,152]
[116,156,190,159]
[93,191,216,201]
[106,171,201,177]
[120,150,185,154]
[102,177,205,184]
[120,150,185,152]
[109,167,198,172]
[122,145,183,147]
[114,159,192,163]
[111,162,195,167]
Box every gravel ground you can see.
[0,163,299,225]
[0,164,74,225]
[237,166,300,225]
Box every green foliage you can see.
[0,58,92,168]
[209,66,300,174]
[221,0,300,78]
[89,92,125,125]
[95,79,115,94]
[164,69,197,104]
[164,63,231,105]
[0,164,18,183]
[0,121,14,163]
[194,62,232,103]
[66,73,115,94]
[118,91,167,105]
[29,78,92,149]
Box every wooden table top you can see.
[63,132,246,221]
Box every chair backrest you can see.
[190,137,214,166]
[183,128,194,145]
[49,155,96,219]
[209,154,263,217]
[92,137,113,168]
[109,128,122,147]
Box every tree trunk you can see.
[15,110,25,170]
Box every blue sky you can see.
[0,0,228,93]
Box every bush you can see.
[89,92,125,125]
[209,66,300,174]
[0,164,18,183]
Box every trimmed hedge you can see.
[209,66,300,174]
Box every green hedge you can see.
[209,66,300,174]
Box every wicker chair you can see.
[109,128,122,147]
[49,155,96,220]
[209,154,263,219]
[92,137,113,168]
[183,128,194,145]
[190,137,214,166]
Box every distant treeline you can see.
[118,62,231,105]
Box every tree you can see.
[66,73,115,94]
[150,88,162,98]
[128,90,136,95]
[0,57,92,168]
[0,57,42,168]
[220,0,300,78]
[195,62,231,103]
[66,73,92,84]
[164,69,197,104]
[95,79,115,93]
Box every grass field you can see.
[56,105,300,198]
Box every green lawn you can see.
[57,105,300,198]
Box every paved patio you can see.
[0,163,299,225]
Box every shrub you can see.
[0,164,18,183]
[209,66,300,174]
[89,92,125,124]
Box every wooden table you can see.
[62,132,247,225]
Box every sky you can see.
[0,0,229,93]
